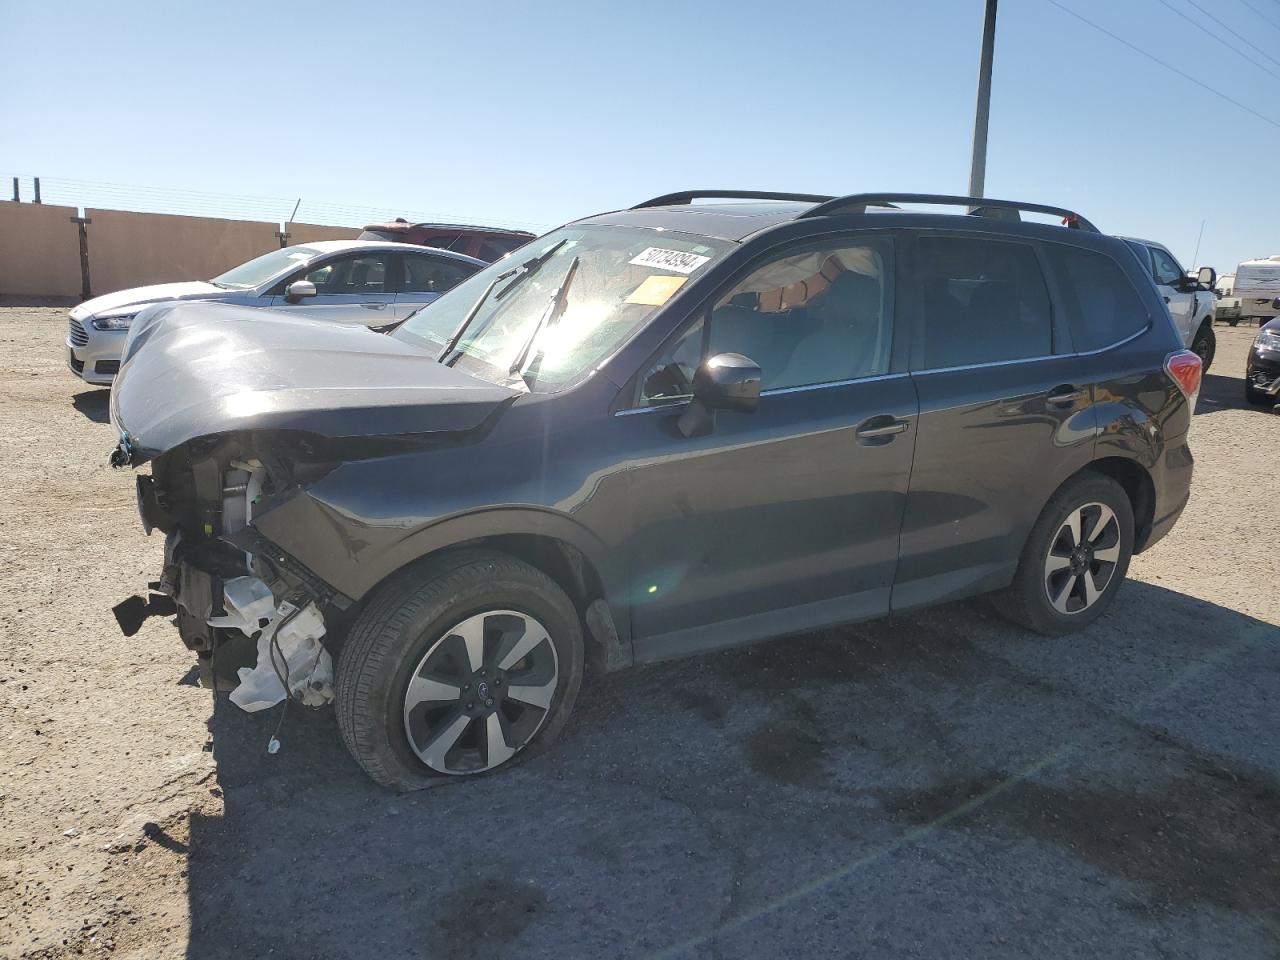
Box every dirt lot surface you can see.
[1,308,1277,959]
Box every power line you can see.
[1237,0,1280,32]
[1151,0,1280,81]
[1042,0,1280,131]
[1182,0,1280,68]
[0,173,550,231]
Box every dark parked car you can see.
[1245,317,1280,406]
[358,220,535,262]
[110,191,1200,789]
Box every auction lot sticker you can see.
[629,247,711,274]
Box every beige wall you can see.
[84,209,280,294]
[0,204,366,299]
[0,202,84,298]
[285,221,362,245]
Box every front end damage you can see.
[114,432,352,713]
[105,302,522,715]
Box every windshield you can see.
[392,225,733,392]
[211,246,322,289]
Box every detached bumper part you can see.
[210,577,334,712]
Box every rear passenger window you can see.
[403,255,476,294]
[1044,244,1149,352]
[916,237,1053,369]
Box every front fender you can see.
[253,489,624,609]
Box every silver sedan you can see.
[66,239,485,385]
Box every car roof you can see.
[364,222,536,238]
[579,194,1106,245]
[1118,236,1164,249]
[576,201,822,242]
[290,239,486,265]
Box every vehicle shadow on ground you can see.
[181,582,1280,960]
[71,389,111,424]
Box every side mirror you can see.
[1196,266,1216,287]
[285,279,317,303]
[677,353,762,438]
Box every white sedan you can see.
[66,239,485,385]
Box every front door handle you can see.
[1046,384,1086,407]
[855,415,910,442]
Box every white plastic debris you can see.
[207,577,277,634]
[222,599,337,716]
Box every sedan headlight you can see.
[91,310,139,331]
[1255,329,1280,352]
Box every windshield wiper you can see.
[493,238,568,302]
[506,256,580,389]
[436,271,511,362]
[436,238,568,364]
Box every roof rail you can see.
[800,193,1099,232]
[632,190,835,209]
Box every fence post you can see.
[71,214,92,300]
[11,177,18,202]
[33,177,41,203]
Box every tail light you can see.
[1165,349,1202,413]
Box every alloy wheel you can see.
[1043,502,1122,615]
[402,609,559,775]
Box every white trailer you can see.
[1233,256,1280,326]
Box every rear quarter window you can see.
[1044,244,1150,352]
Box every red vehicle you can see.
[358,220,535,262]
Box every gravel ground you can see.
[1,308,1277,960]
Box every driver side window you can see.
[641,239,893,405]
[304,254,389,294]
[1149,247,1183,286]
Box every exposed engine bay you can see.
[113,431,354,713]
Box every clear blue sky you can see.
[5,0,1279,272]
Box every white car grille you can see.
[68,318,89,346]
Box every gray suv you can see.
[109,191,1199,790]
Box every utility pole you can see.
[968,0,999,198]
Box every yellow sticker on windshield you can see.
[625,274,688,306]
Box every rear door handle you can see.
[1046,384,1086,407]
[855,415,910,441]
[362,302,388,310]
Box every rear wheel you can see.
[994,473,1134,635]
[336,550,584,790]
[1228,317,1240,327]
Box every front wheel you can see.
[336,550,584,790]
[994,473,1134,636]
[1191,325,1215,373]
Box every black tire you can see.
[1190,325,1215,373]
[1228,317,1240,327]
[336,549,584,791]
[993,472,1135,636]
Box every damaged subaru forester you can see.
[110,191,1199,790]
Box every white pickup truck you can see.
[1122,237,1217,371]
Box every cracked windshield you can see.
[394,225,733,391]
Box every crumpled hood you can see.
[70,281,226,319]
[109,301,518,461]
